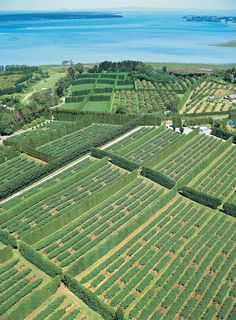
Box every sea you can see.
[0,10,236,66]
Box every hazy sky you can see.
[1,0,235,11]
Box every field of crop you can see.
[0,157,94,212]
[26,287,102,320]
[6,121,74,148]
[155,134,227,183]
[0,158,128,238]
[108,126,186,165]
[112,90,178,114]
[79,195,236,319]
[1,119,236,320]
[135,75,199,92]
[190,144,236,202]
[0,154,43,189]
[0,252,50,317]
[180,80,236,114]
[37,123,119,158]
[34,176,166,269]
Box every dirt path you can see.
[0,126,142,205]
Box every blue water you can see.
[0,11,236,65]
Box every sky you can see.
[0,0,236,11]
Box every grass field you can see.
[84,100,111,112]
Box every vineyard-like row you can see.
[190,144,236,201]
[0,253,50,317]
[26,288,102,320]
[135,75,200,92]
[155,134,228,183]
[0,158,128,238]
[0,157,94,212]
[180,80,236,114]
[34,177,166,268]
[37,124,119,158]
[0,154,43,190]
[108,126,187,165]
[79,195,236,319]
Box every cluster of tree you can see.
[0,65,42,74]
[90,60,145,73]
[223,68,236,83]
[0,145,20,164]
[55,63,84,97]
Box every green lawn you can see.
[84,101,111,112]
[61,102,85,111]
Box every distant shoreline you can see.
[211,41,236,48]
[0,11,123,22]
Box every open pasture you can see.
[79,195,236,319]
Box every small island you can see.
[183,15,236,24]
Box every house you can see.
[224,93,236,100]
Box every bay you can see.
[0,10,235,65]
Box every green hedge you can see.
[22,171,138,245]
[68,188,177,276]
[53,110,162,126]
[91,148,140,172]
[180,186,222,209]
[6,276,61,320]
[142,167,176,189]
[0,246,13,263]
[211,127,236,144]
[24,148,53,163]
[89,95,111,102]
[19,241,62,277]
[223,202,236,218]
[63,273,115,320]
[0,229,17,248]
[65,96,85,103]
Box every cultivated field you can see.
[190,144,236,202]
[180,80,236,114]
[108,126,187,165]
[0,119,236,320]
[78,195,236,319]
